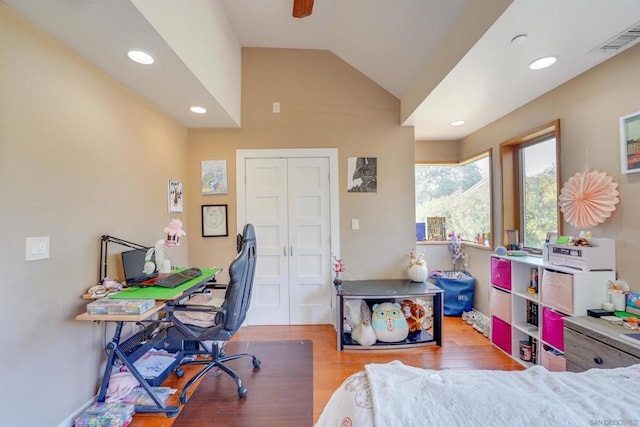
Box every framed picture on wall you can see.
[202,204,228,237]
[620,110,640,174]
[347,157,377,192]
[201,160,228,194]
[168,180,183,213]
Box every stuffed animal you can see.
[371,302,409,342]
[344,299,376,346]
[401,299,427,342]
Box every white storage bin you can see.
[490,287,511,323]
[541,346,566,372]
[541,269,573,314]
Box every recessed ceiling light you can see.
[450,120,466,127]
[510,34,528,45]
[529,56,557,70]
[190,106,207,114]
[127,50,154,65]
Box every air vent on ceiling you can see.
[592,22,640,53]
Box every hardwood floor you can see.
[131,317,523,426]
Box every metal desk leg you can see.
[96,321,180,417]
[97,321,124,402]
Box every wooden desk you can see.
[75,302,165,322]
[336,279,444,350]
[76,269,217,417]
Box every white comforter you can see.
[316,361,640,427]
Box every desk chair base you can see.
[175,342,261,403]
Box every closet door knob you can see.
[283,246,287,257]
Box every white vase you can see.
[611,293,626,311]
[408,264,428,282]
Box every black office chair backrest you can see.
[219,224,257,336]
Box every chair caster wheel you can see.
[238,387,248,398]
[175,368,184,378]
[253,358,261,368]
[179,395,188,404]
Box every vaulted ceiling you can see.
[4,0,640,140]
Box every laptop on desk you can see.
[121,248,157,286]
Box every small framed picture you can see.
[202,204,228,237]
[168,180,183,213]
[620,110,640,174]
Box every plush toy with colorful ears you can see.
[371,302,409,342]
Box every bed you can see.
[315,361,640,426]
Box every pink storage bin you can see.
[541,346,566,372]
[542,307,567,351]
[541,269,573,314]
[491,316,511,355]
[491,257,511,290]
[490,287,511,322]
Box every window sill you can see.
[416,241,493,251]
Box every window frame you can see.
[500,120,562,253]
[415,149,493,248]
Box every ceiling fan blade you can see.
[292,0,314,18]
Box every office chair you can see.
[165,223,260,402]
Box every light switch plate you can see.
[26,236,50,261]
[351,219,359,230]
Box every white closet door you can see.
[245,158,290,325]
[244,156,332,325]
[288,157,331,324]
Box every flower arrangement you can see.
[607,279,629,295]
[407,249,426,268]
[164,219,186,247]
[332,256,344,282]
[448,232,469,270]
[407,249,428,282]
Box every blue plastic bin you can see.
[430,270,475,316]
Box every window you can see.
[519,137,558,251]
[501,120,561,253]
[415,151,492,245]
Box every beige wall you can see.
[415,140,458,164]
[0,5,188,425]
[3,2,640,423]
[418,43,640,315]
[187,48,417,281]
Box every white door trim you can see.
[236,148,340,262]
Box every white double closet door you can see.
[237,149,338,325]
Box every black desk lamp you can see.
[99,221,185,284]
[98,235,151,285]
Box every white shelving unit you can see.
[489,254,615,371]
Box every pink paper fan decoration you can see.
[558,169,619,228]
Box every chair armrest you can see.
[165,301,228,341]
[165,303,222,314]
[205,283,228,290]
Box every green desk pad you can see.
[109,267,222,300]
